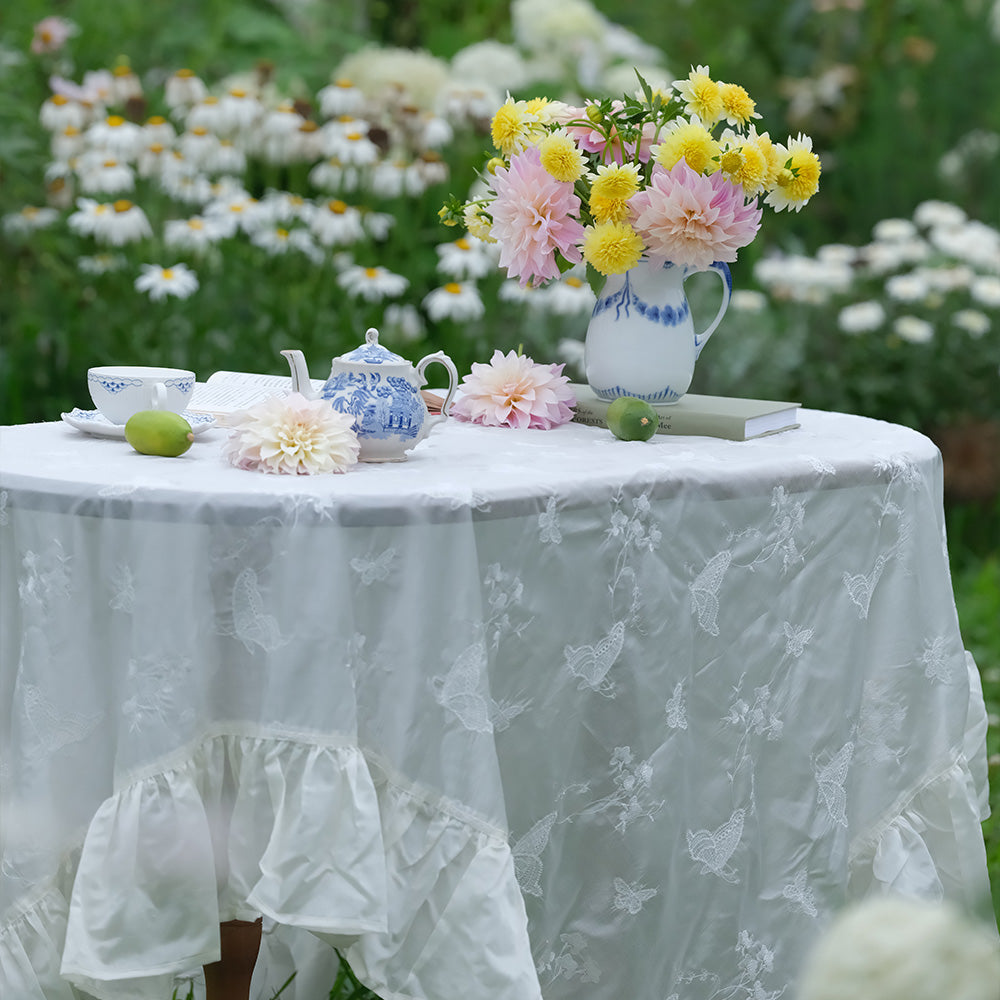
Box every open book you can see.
[188,370,445,424]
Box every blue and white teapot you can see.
[281,328,458,462]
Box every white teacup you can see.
[88,366,196,425]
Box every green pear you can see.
[124,410,195,456]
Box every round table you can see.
[0,412,992,1000]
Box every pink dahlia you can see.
[451,350,576,430]
[223,393,360,474]
[490,147,584,286]
[630,160,762,271]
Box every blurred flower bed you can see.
[2,0,998,467]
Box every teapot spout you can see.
[280,349,318,399]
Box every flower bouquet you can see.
[442,67,822,289]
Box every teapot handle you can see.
[686,261,732,360]
[416,351,459,420]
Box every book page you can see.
[188,371,324,417]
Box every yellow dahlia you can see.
[583,221,644,276]
[717,133,769,197]
[539,132,588,182]
[490,96,542,156]
[719,83,759,127]
[653,119,720,175]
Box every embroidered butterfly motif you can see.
[22,682,103,755]
[512,810,558,897]
[815,741,853,827]
[664,680,688,730]
[564,620,625,694]
[431,640,529,733]
[782,622,814,658]
[920,635,950,682]
[350,547,396,585]
[109,563,135,613]
[843,551,890,619]
[686,808,744,883]
[232,567,284,652]
[781,869,818,918]
[612,877,658,915]
[690,550,732,637]
[538,496,562,544]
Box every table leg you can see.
[204,918,263,1000]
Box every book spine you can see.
[571,398,747,441]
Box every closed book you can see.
[570,383,800,441]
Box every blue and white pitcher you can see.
[584,259,732,403]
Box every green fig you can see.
[124,410,195,456]
[606,396,659,442]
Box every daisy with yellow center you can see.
[582,221,644,276]
[719,83,759,127]
[673,65,723,128]
[765,134,821,213]
[539,132,588,182]
[653,119,720,174]
[490,96,543,157]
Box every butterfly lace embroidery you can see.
[612,877,658,915]
[18,542,71,610]
[564,619,625,695]
[121,652,195,733]
[20,680,103,757]
[814,741,853,827]
[781,868,818,918]
[664,680,688,730]
[920,635,952,683]
[350,546,396,585]
[109,563,135,613]
[690,550,731,637]
[538,495,562,544]
[686,808,744,883]
[512,810,558,897]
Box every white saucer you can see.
[61,408,217,439]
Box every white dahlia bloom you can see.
[223,394,360,475]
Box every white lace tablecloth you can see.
[0,412,992,1000]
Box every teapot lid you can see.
[337,327,406,366]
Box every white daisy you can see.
[84,115,145,160]
[40,94,88,132]
[413,152,448,188]
[309,199,365,246]
[317,79,365,118]
[885,272,929,303]
[422,281,485,321]
[250,224,322,262]
[308,157,362,193]
[99,199,154,245]
[142,115,177,146]
[729,289,768,312]
[971,274,1000,307]
[110,66,143,104]
[953,308,990,338]
[216,87,264,135]
[51,125,85,162]
[134,262,199,301]
[382,302,425,342]
[178,127,223,169]
[437,82,503,126]
[323,124,379,166]
[337,264,409,302]
[838,300,885,334]
[164,216,225,254]
[872,218,918,243]
[538,273,597,315]
[370,159,421,198]
[255,103,307,163]
[435,235,497,279]
[203,191,263,237]
[165,70,208,115]
[77,252,127,274]
[3,205,60,235]
[913,200,966,230]
[185,96,226,133]
[77,154,135,195]
[362,211,395,241]
[67,197,112,238]
[894,315,934,344]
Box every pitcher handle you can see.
[687,261,732,360]
[416,351,459,421]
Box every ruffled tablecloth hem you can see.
[1,732,541,1000]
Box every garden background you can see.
[1,0,998,992]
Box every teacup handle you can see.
[417,351,458,422]
[149,382,168,410]
[687,261,733,360]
